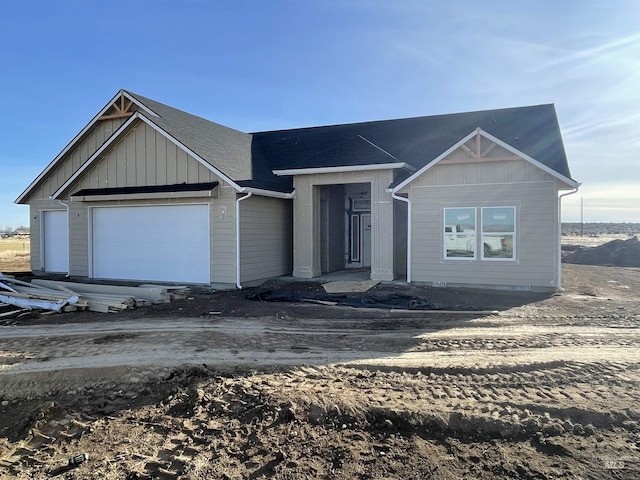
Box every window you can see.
[443,206,516,261]
[350,214,360,262]
[481,207,515,260]
[443,207,476,259]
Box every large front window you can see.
[443,206,516,261]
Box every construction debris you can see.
[0,273,190,318]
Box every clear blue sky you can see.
[1,0,638,228]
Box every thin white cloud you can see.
[563,183,640,222]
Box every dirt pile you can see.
[564,236,640,267]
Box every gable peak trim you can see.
[51,112,244,199]
[16,89,161,204]
[392,128,578,192]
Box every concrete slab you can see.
[322,279,380,293]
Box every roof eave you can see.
[273,162,415,177]
[239,187,295,199]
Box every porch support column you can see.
[292,177,321,278]
[370,170,395,281]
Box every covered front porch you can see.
[280,167,408,282]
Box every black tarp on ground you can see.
[247,289,490,311]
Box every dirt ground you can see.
[1,245,640,478]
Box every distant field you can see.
[0,236,30,272]
[562,222,640,248]
[562,233,638,247]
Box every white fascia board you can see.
[51,112,142,199]
[138,114,242,192]
[16,89,157,204]
[240,187,295,199]
[273,162,415,177]
[392,128,578,192]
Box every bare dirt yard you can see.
[1,230,639,479]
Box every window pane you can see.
[481,207,515,260]
[482,207,514,233]
[444,208,476,233]
[444,208,476,259]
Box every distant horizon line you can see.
[3,220,640,228]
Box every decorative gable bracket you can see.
[99,93,135,121]
[391,127,579,193]
[445,128,522,165]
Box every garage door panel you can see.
[92,205,210,283]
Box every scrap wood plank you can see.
[139,284,189,290]
[0,308,28,318]
[139,284,190,300]
[0,275,51,290]
[31,279,169,303]
[75,292,136,304]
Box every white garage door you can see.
[43,210,69,273]
[92,205,210,283]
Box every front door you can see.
[348,212,372,268]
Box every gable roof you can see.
[392,127,578,192]
[252,104,574,186]
[16,90,254,203]
[17,90,575,203]
[125,92,254,181]
[49,111,246,199]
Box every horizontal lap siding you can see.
[68,202,88,276]
[408,158,560,289]
[240,196,293,282]
[211,186,237,285]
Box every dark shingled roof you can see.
[252,104,572,190]
[125,92,573,193]
[125,91,253,183]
